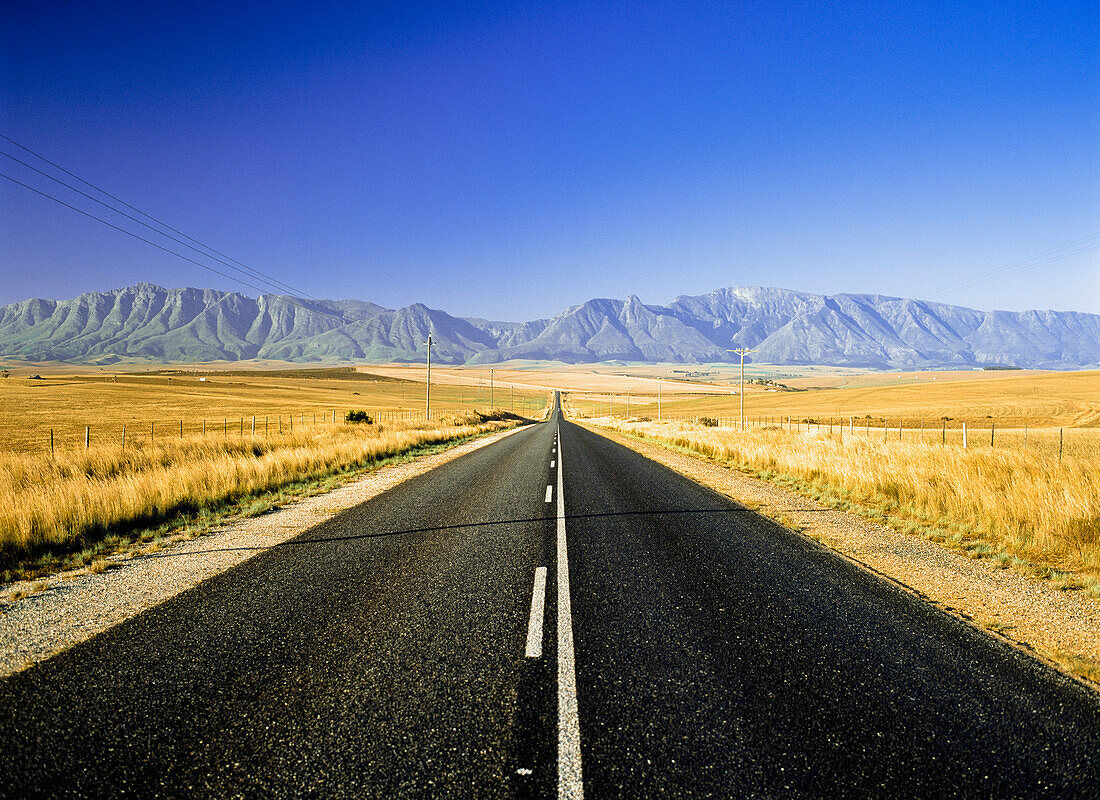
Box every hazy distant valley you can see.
[1,282,1098,370]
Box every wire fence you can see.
[579,409,1100,460]
[15,399,550,456]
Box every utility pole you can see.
[727,348,755,431]
[490,368,494,409]
[424,334,433,420]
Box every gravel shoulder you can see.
[0,424,529,678]
[586,422,1100,687]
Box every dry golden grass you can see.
[0,366,548,454]
[624,369,1100,429]
[0,410,525,574]
[591,417,1100,582]
[566,369,1100,460]
[365,362,711,395]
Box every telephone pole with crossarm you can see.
[727,348,755,431]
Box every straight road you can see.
[2,394,1099,798]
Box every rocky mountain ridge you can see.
[1,282,1097,369]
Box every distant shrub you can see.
[699,416,718,427]
[345,410,373,424]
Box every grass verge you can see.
[1,410,525,582]
[588,418,1100,593]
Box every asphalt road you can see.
[2,394,1100,798]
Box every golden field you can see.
[570,369,1100,429]
[0,366,547,454]
[584,414,1100,587]
[338,363,1100,437]
[0,410,527,576]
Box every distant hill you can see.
[1,282,1098,369]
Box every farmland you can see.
[0,365,548,455]
[563,367,1100,427]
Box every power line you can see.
[1,171,273,294]
[927,233,1100,302]
[935,234,1100,296]
[1,149,312,300]
[0,133,317,301]
[0,170,347,320]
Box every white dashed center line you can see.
[545,485,554,503]
[525,567,548,658]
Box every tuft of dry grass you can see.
[0,410,523,573]
[592,418,1100,580]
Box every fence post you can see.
[50,428,54,455]
[85,426,89,449]
[963,422,967,448]
[1023,425,1027,448]
[151,421,154,442]
[252,416,255,435]
[942,420,946,444]
[203,419,206,436]
[991,421,995,447]
[1059,428,1064,461]
[179,420,183,439]
[122,424,126,450]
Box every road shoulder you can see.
[581,421,1100,689]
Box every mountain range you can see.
[1,282,1098,369]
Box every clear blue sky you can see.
[2,0,1098,319]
